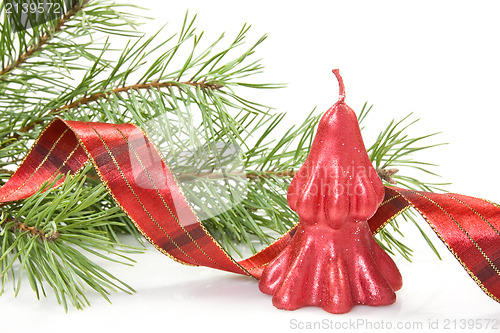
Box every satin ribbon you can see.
[1,118,499,303]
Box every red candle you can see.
[259,69,403,313]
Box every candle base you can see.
[259,221,402,314]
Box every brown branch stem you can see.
[178,169,296,181]
[84,169,296,183]
[0,0,89,77]
[377,167,399,185]
[84,168,394,183]
[2,218,59,242]
[0,168,14,175]
[16,80,224,135]
[175,168,394,183]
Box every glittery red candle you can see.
[259,69,402,314]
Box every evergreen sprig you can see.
[0,164,138,311]
[0,0,447,309]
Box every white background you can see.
[2,1,500,332]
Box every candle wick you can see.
[332,69,345,103]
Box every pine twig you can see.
[377,167,399,185]
[0,0,90,77]
[0,168,14,175]
[3,218,60,242]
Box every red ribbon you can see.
[1,118,499,303]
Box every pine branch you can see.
[0,165,140,311]
[0,0,89,77]
[0,0,142,130]
[0,1,284,308]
